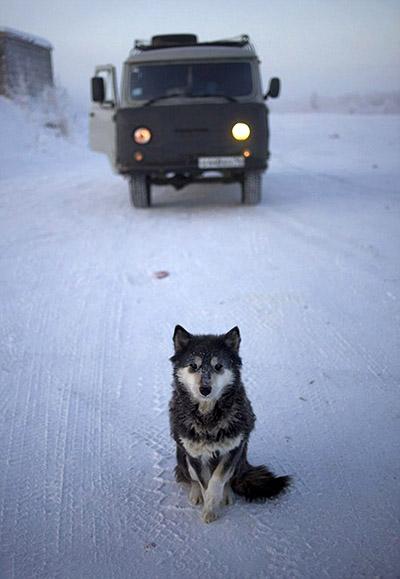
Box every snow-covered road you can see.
[1,107,399,578]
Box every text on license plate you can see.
[198,156,245,169]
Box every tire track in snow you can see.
[128,421,224,577]
[134,268,236,576]
[2,297,52,578]
[240,212,389,576]
[248,204,395,390]
[224,215,375,575]
[291,382,379,577]
[266,204,385,280]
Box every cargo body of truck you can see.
[89,34,280,207]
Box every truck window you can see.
[130,62,253,100]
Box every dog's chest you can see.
[179,434,243,460]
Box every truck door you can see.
[89,65,118,167]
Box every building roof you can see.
[0,27,52,50]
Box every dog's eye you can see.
[189,363,198,371]
[214,363,223,372]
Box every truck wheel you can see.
[129,175,151,208]
[241,171,262,205]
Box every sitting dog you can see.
[169,325,291,523]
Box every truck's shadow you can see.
[150,182,244,211]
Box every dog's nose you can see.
[199,386,212,397]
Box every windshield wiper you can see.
[144,92,188,106]
[188,93,237,102]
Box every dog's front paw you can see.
[189,483,203,505]
[202,509,218,523]
[223,486,235,506]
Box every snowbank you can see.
[0,90,90,179]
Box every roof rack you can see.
[134,34,252,52]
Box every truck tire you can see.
[241,171,262,205]
[129,175,151,208]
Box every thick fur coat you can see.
[169,325,290,523]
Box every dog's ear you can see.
[173,325,191,352]
[224,326,241,353]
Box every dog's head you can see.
[170,325,242,403]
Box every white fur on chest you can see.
[180,434,243,459]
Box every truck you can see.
[89,34,280,208]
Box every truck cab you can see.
[89,34,280,207]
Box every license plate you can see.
[198,156,244,169]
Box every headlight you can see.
[232,122,250,141]
[133,127,152,144]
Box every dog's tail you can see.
[231,463,291,501]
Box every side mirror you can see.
[91,77,105,103]
[264,77,281,100]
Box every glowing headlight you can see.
[232,122,250,141]
[133,127,152,144]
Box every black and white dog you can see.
[169,325,291,523]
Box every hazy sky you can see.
[2,0,400,109]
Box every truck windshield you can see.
[130,62,253,100]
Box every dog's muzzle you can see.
[199,385,212,397]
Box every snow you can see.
[0,96,399,578]
[273,91,400,115]
[0,26,52,50]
